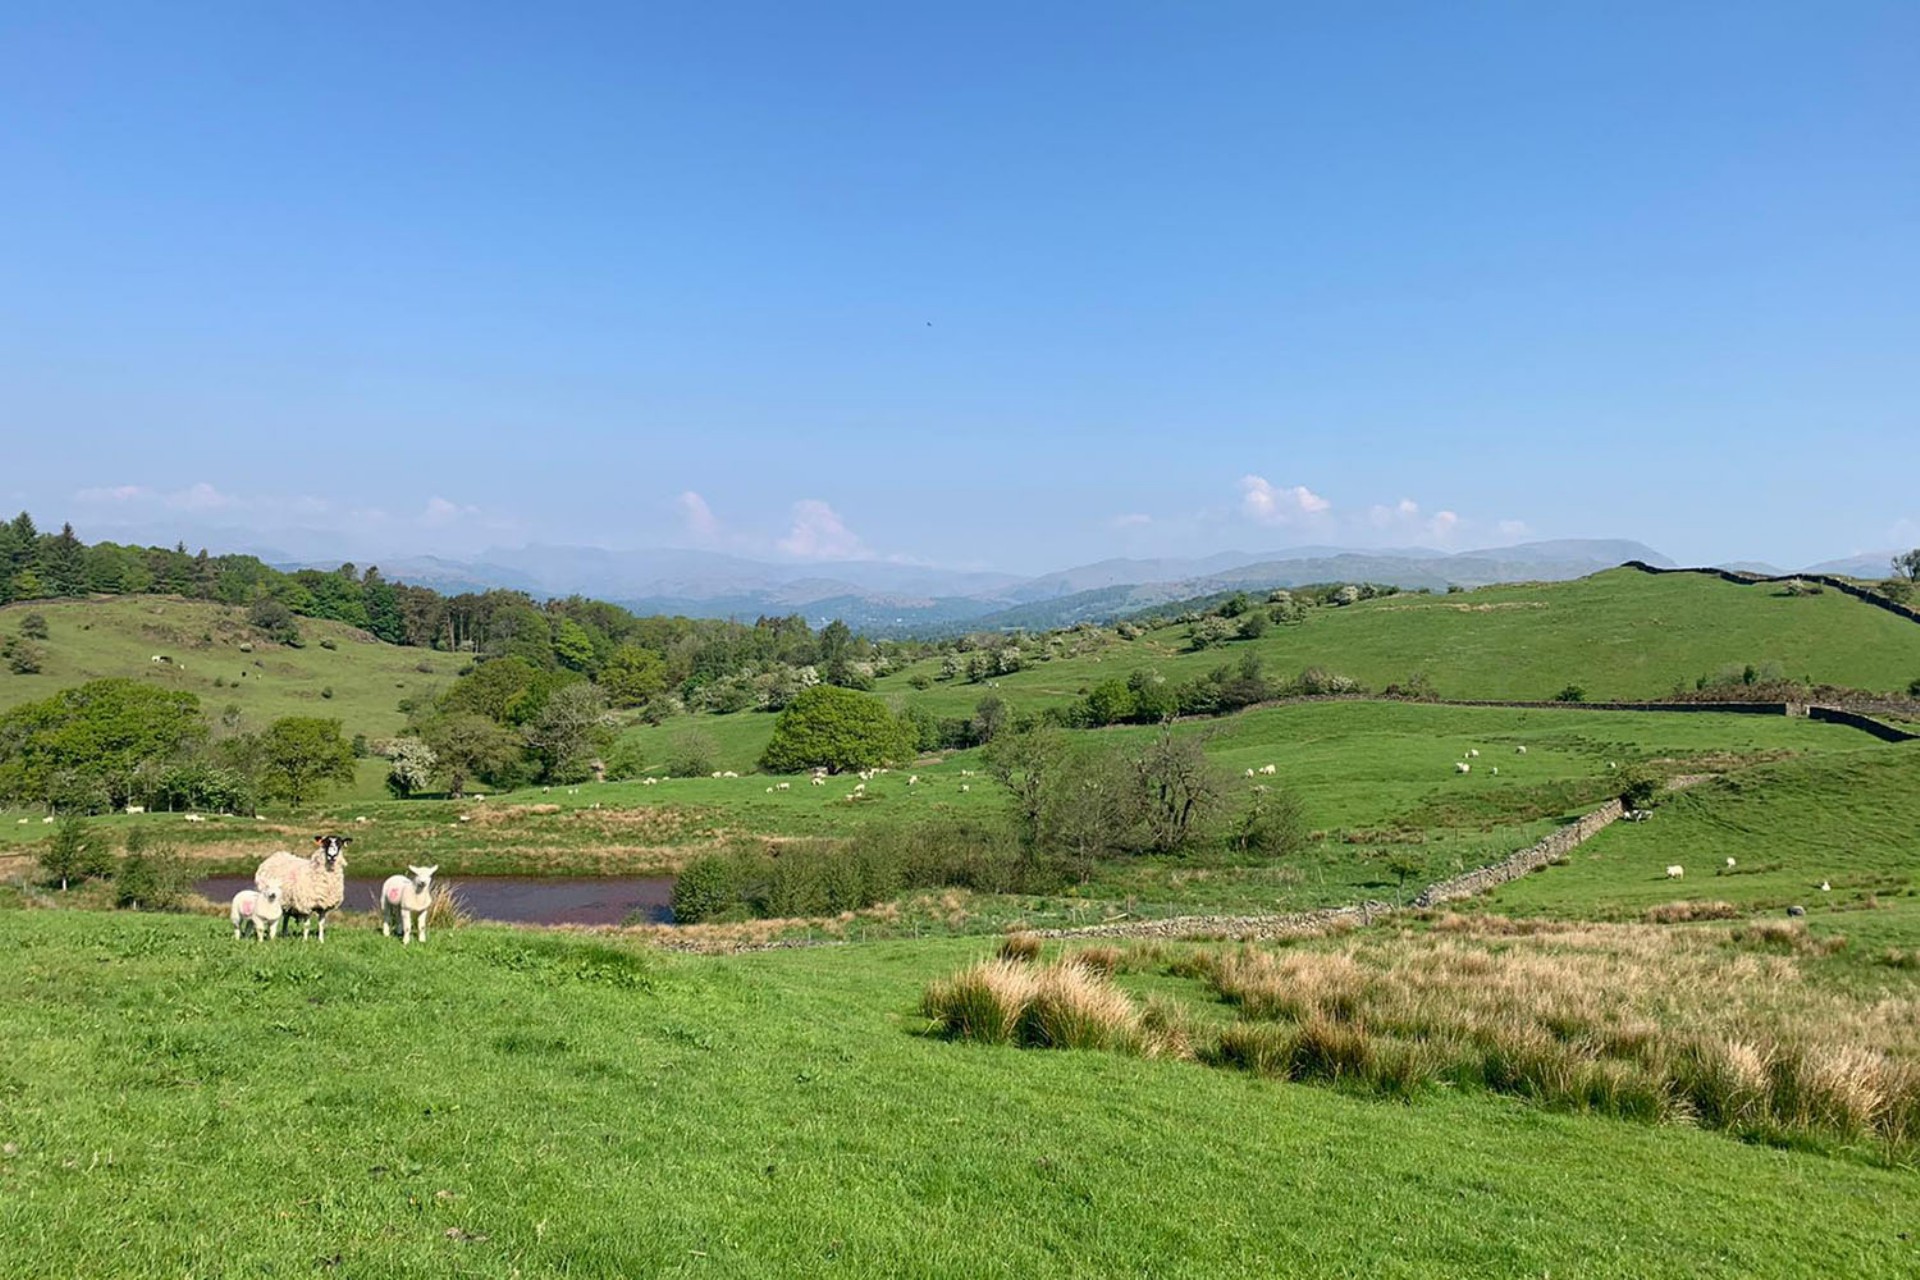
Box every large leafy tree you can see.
[420,712,522,798]
[600,644,668,708]
[0,679,205,810]
[257,716,357,807]
[759,685,913,775]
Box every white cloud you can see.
[675,490,723,542]
[74,484,150,504]
[1362,497,1466,547]
[1239,475,1331,526]
[419,496,480,528]
[167,481,238,511]
[778,499,869,560]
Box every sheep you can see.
[231,881,284,942]
[1467,749,1479,759]
[1515,745,1528,755]
[1820,880,1831,892]
[379,865,439,945]
[811,776,826,786]
[960,784,970,793]
[124,804,145,815]
[1259,764,1277,776]
[1491,767,1499,776]
[183,813,205,823]
[1245,768,1256,778]
[41,815,54,824]
[255,835,351,942]
[1455,762,1471,774]
[1787,904,1807,918]
[766,786,774,793]
[1665,865,1684,879]
[776,782,790,791]
[1725,857,1737,869]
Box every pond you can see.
[196,875,676,926]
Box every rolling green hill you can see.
[0,595,461,737]
[871,568,1920,720]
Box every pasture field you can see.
[0,596,459,737]
[1486,743,1920,928]
[2,704,1883,927]
[1,908,1917,1278]
[866,566,1920,718]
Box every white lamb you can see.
[1455,762,1471,774]
[1515,745,1528,755]
[1666,865,1684,879]
[255,834,351,942]
[379,865,439,945]
[1259,764,1277,776]
[1726,857,1737,869]
[776,782,790,791]
[231,881,284,941]
[1467,749,1479,759]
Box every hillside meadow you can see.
[2,909,1918,1278]
[0,595,459,737]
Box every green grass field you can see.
[1487,743,1920,931]
[0,596,460,737]
[2,909,1916,1278]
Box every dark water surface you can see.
[197,875,675,926]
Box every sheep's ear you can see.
[426,865,438,876]
[312,835,326,844]
[338,836,352,844]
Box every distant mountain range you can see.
[276,538,1688,636]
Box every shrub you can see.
[319,637,338,650]
[922,960,1036,1046]
[18,612,49,639]
[1554,684,1586,703]
[671,853,742,924]
[759,685,914,775]
[665,730,718,779]
[1617,767,1659,812]
[39,814,105,890]
[1232,785,1308,859]
[3,636,45,674]
[114,827,188,910]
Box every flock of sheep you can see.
[226,834,440,946]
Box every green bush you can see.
[39,814,110,890]
[1554,684,1587,703]
[1618,767,1660,812]
[672,853,743,924]
[758,685,914,775]
[114,827,188,911]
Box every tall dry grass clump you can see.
[424,879,473,933]
[997,931,1043,963]
[923,957,1188,1058]
[1190,916,1920,1153]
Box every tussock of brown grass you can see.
[1068,946,1122,977]
[1189,919,1919,1150]
[997,931,1043,963]
[1643,900,1741,924]
[424,879,472,932]
[922,958,1188,1058]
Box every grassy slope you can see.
[1487,744,1920,935]
[2,704,1874,907]
[1,909,1915,1278]
[615,567,1920,766]
[0,596,460,738]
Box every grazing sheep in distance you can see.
[1725,857,1737,869]
[1515,745,1527,755]
[1820,880,1831,892]
[1787,905,1806,917]
[231,881,284,941]
[380,865,439,945]
[1665,865,1684,879]
[1455,762,1471,774]
[1467,749,1479,759]
[1259,764,1277,775]
[1491,766,1499,776]
[255,835,351,942]
[777,782,790,791]
[1244,768,1255,778]
[811,776,826,786]
[960,784,970,793]
[125,804,145,815]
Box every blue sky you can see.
[2,2,1915,573]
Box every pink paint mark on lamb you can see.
[385,883,403,903]
[239,897,254,916]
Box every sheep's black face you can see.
[313,834,351,868]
